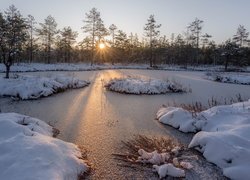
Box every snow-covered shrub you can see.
[0,75,90,100]
[105,77,188,94]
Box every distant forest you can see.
[1,5,250,71]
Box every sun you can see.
[99,43,105,49]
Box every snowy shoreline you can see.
[156,100,250,179]
[0,113,88,180]
[0,74,90,100]
[205,72,250,85]
[0,63,250,73]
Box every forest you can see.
[1,5,250,74]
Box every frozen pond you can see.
[1,69,250,179]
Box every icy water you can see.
[1,69,250,179]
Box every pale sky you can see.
[1,0,250,43]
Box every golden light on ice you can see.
[99,43,105,49]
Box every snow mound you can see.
[0,75,90,100]
[206,72,250,85]
[157,100,250,179]
[0,113,88,180]
[105,77,186,94]
[153,164,185,178]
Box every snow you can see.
[0,113,88,180]
[105,77,186,94]
[206,72,250,85]
[0,74,90,100]
[156,100,250,179]
[153,164,185,178]
[137,149,170,165]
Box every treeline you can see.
[1,5,250,77]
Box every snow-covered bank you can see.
[0,75,90,100]
[156,100,250,179]
[206,72,250,85]
[0,63,249,73]
[0,113,88,180]
[105,77,187,94]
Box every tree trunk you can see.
[225,56,229,72]
[5,65,10,79]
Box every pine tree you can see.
[144,15,161,67]
[114,30,129,49]
[221,39,239,71]
[0,5,28,78]
[233,25,249,47]
[37,15,58,64]
[109,24,117,46]
[58,26,78,62]
[27,14,37,63]
[82,8,107,65]
[188,18,204,48]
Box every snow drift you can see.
[0,113,88,180]
[0,75,90,100]
[156,100,250,179]
[105,77,187,94]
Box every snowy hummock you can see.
[105,77,186,94]
[206,72,250,85]
[0,75,90,100]
[0,113,88,180]
[156,100,250,179]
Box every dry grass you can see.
[112,135,185,167]
[166,94,244,118]
[77,146,91,180]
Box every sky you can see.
[1,0,250,43]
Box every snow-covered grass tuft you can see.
[0,74,90,100]
[0,113,89,180]
[157,100,250,179]
[205,72,250,85]
[105,77,188,95]
[113,135,198,178]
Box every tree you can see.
[58,26,78,62]
[221,40,239,71]
[233,25,249,47]
[37,15,58,64]
[144,15,161,67]
[109,24,117,46]
[188,18,204,48]
[201,33,212,47]
[26,14,37,63]
[82,8,107,65]
[0,5,28,78]
[114,30,129,49]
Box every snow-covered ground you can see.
[0,113,88,180]
[0,74,90,100]
[206,72,250,85]
[0,63,249,73]
[156,100,250,179]
[105,77,187,94]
